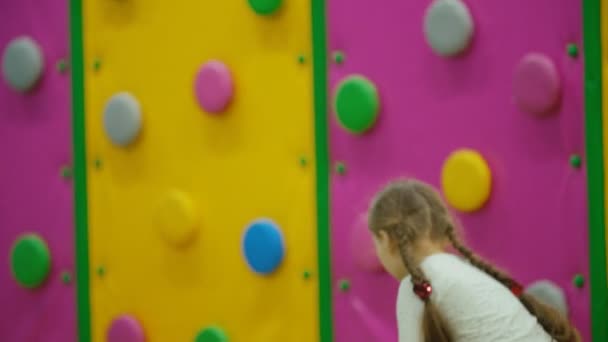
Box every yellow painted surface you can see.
[83,1,318,341]
[441,149,492,212]
[602,0,608,282]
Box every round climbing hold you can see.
[195,326,229,342]
[441,149,492,212]
[569,154,582,169]
[567,43,579,58]
[248,0,282,15]
[2,36,44,92]
[103,92,142,147]
[573,274,585,288]
[525,280,568,317]
[156,190,199,248]
[424,0,474,57]
[334,75,380,134]
[10,234,51,288]
[242,219,285,275]
[195,60,234,114]
[350,217,382,272]
[513,53,561,116]
[107,315,145,342]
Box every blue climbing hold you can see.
[242,219,285,275]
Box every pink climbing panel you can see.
[327,0,589,341]
[0,1,76,341]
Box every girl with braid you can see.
[368,179,580,342]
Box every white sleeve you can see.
[397,280,425,342]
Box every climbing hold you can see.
[350,216,383,272]
[441,149,492,212]
[335,162,347,175]
[156,190,199,248]
[569,154,582,169]
[61,271,72,285]
[339,279,351,292]
[195,60,234,114]
[60,165,73,179]
[567,43,579,58]
[195,326,229,342]
[513,53,561,116]
[525,280,568,317]
[332,51,345,64]
[573,274,585,288]
[248,0,282,15]
[103,92,142,146]
[2,36,44,92]
[10,234,51,288]
[242,219,285,275]
[334,75,379,134]
[424,0,474,57]
[107,315,145,342]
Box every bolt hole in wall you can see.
[1,0,607,342]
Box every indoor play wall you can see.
[76,0,318,341]
[0,1,76,342]
[327,0,592,341]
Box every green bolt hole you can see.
[61,271,72,284]
[569,154,582,169]
[335,162,347,175]
[567,43,579,58]
[573,274,585,288]
[338,279,351,292]
[333,51,345,64]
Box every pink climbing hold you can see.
[350,215,383,272]
[513,53,561,116]
[194,60,234,114]
[107,315,145,342]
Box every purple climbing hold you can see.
[194,60,234,114]
[107,315,145,342]
[513,53,561,116]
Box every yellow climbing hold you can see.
[441,149,492,212]
[156,190,199,247]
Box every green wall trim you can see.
[69,0,92,341]
[311,0,333,341]
[582,0,608,340]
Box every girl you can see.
[368,179,579,342]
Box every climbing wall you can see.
[0,1,76,341]
[327,0,590,340]
[78,0,318,341]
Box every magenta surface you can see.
[107,315,146,342]
[327,0,588,341]
[513,53,562,116]
[194,60,234,114]
[0,1,75,341]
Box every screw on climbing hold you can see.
[332,51,345,64]
[335,162,347,175]
[60,165,73,179]
[93,58,102,71]
[297,54,306,64]
[338,279,351,292]
[96,266,106,277]
[56,59,68,74]
[567,43,579,58]
[61,271,72,284]
[573,274,585,288]
[569,154,582,169]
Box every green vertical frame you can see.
[311,0,333,341]
[69,0,92,341]
[583,0,608,341]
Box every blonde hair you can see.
[368,178,580,342]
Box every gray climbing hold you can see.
[2,36,44,92]
[424,0,474,57]
[525,280,568,317]
[103,92,142,146]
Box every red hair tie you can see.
[413,281,433,301]
[509,281,524,297]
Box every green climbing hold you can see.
[338,279,351,292]
[567,43,579,58]
[195,326,229,342]
[334,75,380,134]
[569,154,582,169]
[10,234,51,288]
[333,51,345,64]
[61,271,72,284]
[335,162,346,175]
[248,0,282,15]
[573,274,585,288]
